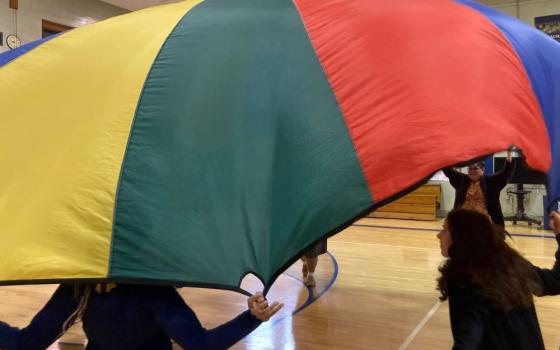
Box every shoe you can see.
[302,262,308,278]
[304,274,316,287]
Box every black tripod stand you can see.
[504,184,541,226]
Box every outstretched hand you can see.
[247,292,283,322]
[506,148,513,162]
[551,212,560,236]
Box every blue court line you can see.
[352,224,556,239]
[255,251,339,331]
[291,251,339,315]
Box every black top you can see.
[0,284,262,350]
[443,160,514,227]
[448,236,560,349]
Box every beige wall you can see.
[0,0,127,53]
[488,0,560,25]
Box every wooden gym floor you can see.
[1,217,558,349]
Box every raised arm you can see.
[487,151,515,189]
[151,289,282,350]
[0,284,78,350]
[533,212,560,296]
[443,167,467,189]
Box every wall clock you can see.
[6,34,21,49]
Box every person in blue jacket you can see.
[0,284,283,350]
[437,208,560,349]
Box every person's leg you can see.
[304,256,318,287]
[306,256,318,273]
[301,257,308,278]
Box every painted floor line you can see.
[398,300,442,350]
[255,251,339,331]
[353,223,555,239]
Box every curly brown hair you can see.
[437,209,540,311]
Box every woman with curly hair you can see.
[437,208,560,349]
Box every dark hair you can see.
[468,161,485,170]
[57,284,94,336]
[437,209,540,311]
[61,283,117,334]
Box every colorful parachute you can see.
[0,0,559,293]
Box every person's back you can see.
[436,209,560,350]
[84,285,174,350]
[449,284,544,350]
[0,283,282,350]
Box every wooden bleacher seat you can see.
[369,184,441,221]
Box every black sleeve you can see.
[443,167,467,189]
[448,287,488,350]
[533,236,560,296]
[0,285,78,350]
[149,288,262,350]
[487,159,514,190]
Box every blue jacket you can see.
[0,284,261,350]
